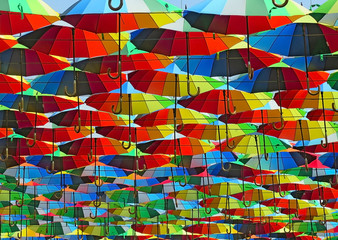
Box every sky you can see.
[45,0,326,13]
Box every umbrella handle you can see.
[226,97,236,115]
[242,196,252,208]
[245,230,252,239]
[221,161,232,172]
[112,96,123,114]
[64,80,77,97]
[0,148,8,162]
[74,116,81,133]
[321,136,328,148]
[122,135,132,149]
[107,64,122,80]
[278,185,286,197]
[332,103,338,112]
[179,174,187,187]
[93,197,102,208]
[253,176,263,187]
[54,190,63,200]
[272,118,284,131]
[46,161,56,174]
[284,225,292,233]
[272,0,289,7]
[87,149,93,162]
[320,199,327,207]
[175,123,184,132]
[187,77,200,97]
[136,158,146,172]
[18,97,24,113]
[307,85,320,96]
[128,206,136,215]
[247,63,254,80]
[108,0,123,11]
[26,131,36,147]
[95,176,104,187]
[89,207,98,219]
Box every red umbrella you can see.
[178,90,271,115]
[18,25,125,58]
[130,29,243,56]
[138,137,214,156]
[14,127,92,142]
[0,35,17,53]
[0,110,48,128]
[95,125,173,142]
[0,48,70,76]
[0,74,30,94]
[74,53,172,74]
[0,138,56,156]
[307,109,338,121]
[292,187,338,200]
[59,138,131,156]
[49,110,127,127]
[300,142,338,153]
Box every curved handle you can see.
[18,97,24,113]
[46,161,56,174]
[272,0,289,7]
[226,139,236,149]
[112,96,123,114]
[175,123,184,132]
[242,195,252,208]
[26,131,36,147]
[136,159,146,172]
[225,225,231,234]
[205,206,212,214]
[0,148,8,162]
[74,116,81,133]
[284,225,292,233]
[245,230,252,239]
[94,176,104,187]
[122,135,132,149]
[226,97,237,115]
[108,0,123,11]
[221,161,232,172]
[54,190,63,201]
[187,77,200,97]
[278,184,286,197]
[64,80,77,97]
[179,174,187,187]
[320,199,327,207]
[89,207,98,219]
[15,198,23,208]
[93,197,102,208]
[128,206,136,215]
[264,149,269,161]
[253,176,263,187]
[272,118,284,131]
[107,63,122,80]
[321,136,328,148]
[307,84,320,96]
[332,102,338,112]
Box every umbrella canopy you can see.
[0,47,70,76]
[0,0,60,35]
[183,0,308,35]
[85,93,174,115]
[61,0,182,33]
[18,26,128,58]
[134,108,217,127]
[128,70,224,97]
[178,90,272,115]
[311,0,338,27]
[130,28,243,56]
[74,53,172,74]
[31,69,127,96]
[0,74,30,94]
[230,63,329,93]
[175,46,281,77]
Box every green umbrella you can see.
[311,0,338,27]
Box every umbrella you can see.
[0,0,59,35]
[27,155,92,171]
[230,63,329,93]
[14,127,92,142]
[0,110,48,128]
[138,137,214,155]
[128,70,224,97]
[0,47,70,76]
[178,90,272,115]
[250,16,338,56]
[0,35,17,53]
[175,45,281,77]
[311,0,338,27]
[0,74,30,94]
[327,71,338,90]
[96,125,173,142]
[59,138,133,156]
[130,28,243,56]
[18,25,129,58]
[49,109,127,128]
[307,109,338,121]
[134,108,217,127]
[0,94,82,113]
[31,69,127,96]
[85,93,174,115]
[176,123,257,141]
[73,53,172,74]
[61,0,182,33]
